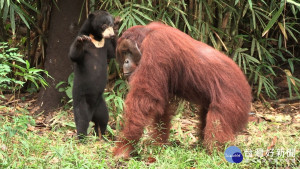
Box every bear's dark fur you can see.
[68,10,119,139]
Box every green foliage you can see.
[0,42,24,91]
[0,42,50,95]
[101,0,300,99]
[101,0,192,33]
[56,72,74,103]
[104,79,128,134]
[0,0,38,35]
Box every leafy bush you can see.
[0,42,50,95]
[56,72,74,104]
[104,79,128,133]
[0,43,24,92]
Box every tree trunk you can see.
[37,0,86,113]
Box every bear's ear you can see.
[113,17,122,35]
[114,16,122,25]
[88,13,95,20]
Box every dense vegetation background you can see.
[1,0,299,104]
[0,0,299,168]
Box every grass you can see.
[0,103,299,168]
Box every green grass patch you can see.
[0,107,299,168]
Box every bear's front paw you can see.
[75,35,91,46]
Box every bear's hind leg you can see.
[74,98,91,140]
[93,97,109,139]
[93,122,100,138]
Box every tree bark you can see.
[37,0,86,113]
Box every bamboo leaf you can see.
[284,69,296,86]
[288,59,294,73]
[248,0,253,11]
[131,12,146,25]
[119,15,129,33]
[19,0,38,13]
[251,9,256,29]
[278,22,288,40]
[256,41,262,61]
[233,50,238,62]
[257,76,263,97]
[10,5,15,34]
[246,54,260,64]
[262,2,284,37]
[266,65,276,76]
[130,15,137,26]
[132,9,152,22]
[285,25,299,42]
[181,13,191,31]
[12,3,32,28]
[242,54,247,73]
[3,2,9,23]
[209,32,217,49]
[239,54,242,68]
[254,68,259,83]
[1,0,4,10]
[167,16,176,28]
[132,4,153,12]
[287,0,300,7]
[251,38,255,56]
[242,3,249,17]
[171,5,186,15]
[278,34,282,48]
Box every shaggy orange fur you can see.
[114,22,252,158]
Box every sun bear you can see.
[68,10,120,140]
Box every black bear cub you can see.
[68,10,119,140]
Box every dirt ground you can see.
[1,91,299,139]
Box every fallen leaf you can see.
[264,136,277,156]
[1,144,7,151]
[147,157,156,163]
[50,157,59,164]
[27,124,35,131]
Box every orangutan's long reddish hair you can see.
[114,22,252,158]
